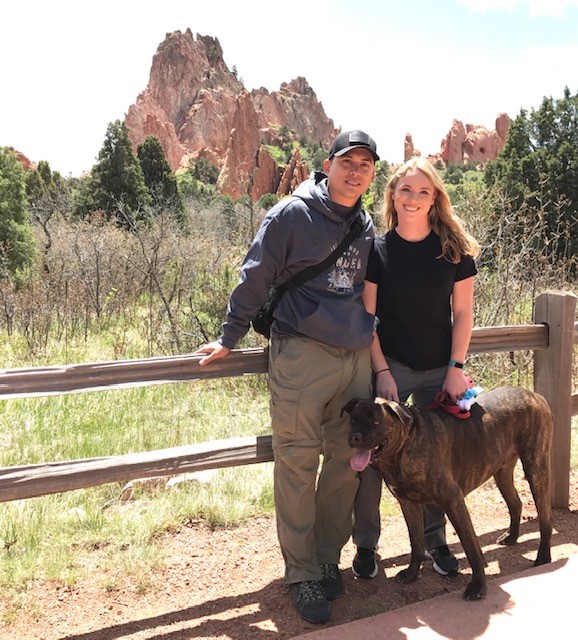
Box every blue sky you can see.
[1,0,577,176]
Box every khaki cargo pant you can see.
[268,335,371,584]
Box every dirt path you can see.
[2,471,577,640]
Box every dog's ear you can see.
[341,398,361,416]
[375,397,413,426]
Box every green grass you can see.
[0,379,269,464]
[0,372,274,599]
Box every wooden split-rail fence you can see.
[0,290,576,508]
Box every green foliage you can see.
[25,160,65,202]
[177,157,220,203]
[256,193,279,210]
[363,160,389,216]
[484,87,578,262]
[0,377,272,596]
[186,157,220,185]
[176,171,216,202]
[278,125,291,143]
[25,160,71,251]
[73,120,151,228]
[441,164,485,207]
[298,139,326,172]
[264,127,328,171]
[443,162,479,185]
[264,144,291,166]
[137,136,185,223]
[0,147,36,283]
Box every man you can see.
[195,130,379,624]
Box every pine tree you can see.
[484,87,578,261]
[137,136,185,223]
[0,147,37,282]
[74,120,151,228]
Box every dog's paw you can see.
[534,550,552,566]
[395,566,420,584]
[463,580,486,600]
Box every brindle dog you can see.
[343,386,553,600]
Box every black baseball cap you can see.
[328,130,379,162]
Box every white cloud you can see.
[455,0,578,16]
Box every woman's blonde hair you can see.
[384,157,480,263]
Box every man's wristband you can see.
[374,368,390,375]
[448,360,464,369]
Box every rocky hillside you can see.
[124,29,337,201]
[124,29,510,202]
[12,29,511,193]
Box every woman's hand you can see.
[375,369,399,402]
[443,367,470,403]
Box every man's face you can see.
[323,148,376,207]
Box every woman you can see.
[352,157,480,580]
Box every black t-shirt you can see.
[365,229,477,371]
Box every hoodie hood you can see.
[292,173,362,225]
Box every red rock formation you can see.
[495,112,511,143]
[125,30,243,176]
[8,147,34,171]
[404,133,421,161]
[463,126,504,163]
[426,153,445,168]
[252,78,338,146]
[277,149,310,197]
[440,119,468,164]
[216,91,262,200]
[125,30,338,201]
[438,114,510,165]
[404,134,413,162]
[252,146,283,201]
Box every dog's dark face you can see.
[342,398,413,472]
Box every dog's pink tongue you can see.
[350,448,372,472]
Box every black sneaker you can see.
[352,547,378,579]
[426,545,459,576]
[320,563,343,600]
[290,581,331,624]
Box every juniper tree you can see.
[74,120,151,229]
[0,147,36,283]
[137,135,185,224]
[484,87,578,262]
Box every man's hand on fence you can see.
[194,342,231,366]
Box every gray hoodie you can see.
[220,174,375,351]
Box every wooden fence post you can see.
[533,290,577,509]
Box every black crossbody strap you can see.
[281,214,364,291]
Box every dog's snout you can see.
[348,431,363,447]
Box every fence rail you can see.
[0,324,548,399]
[0,291,576,507]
